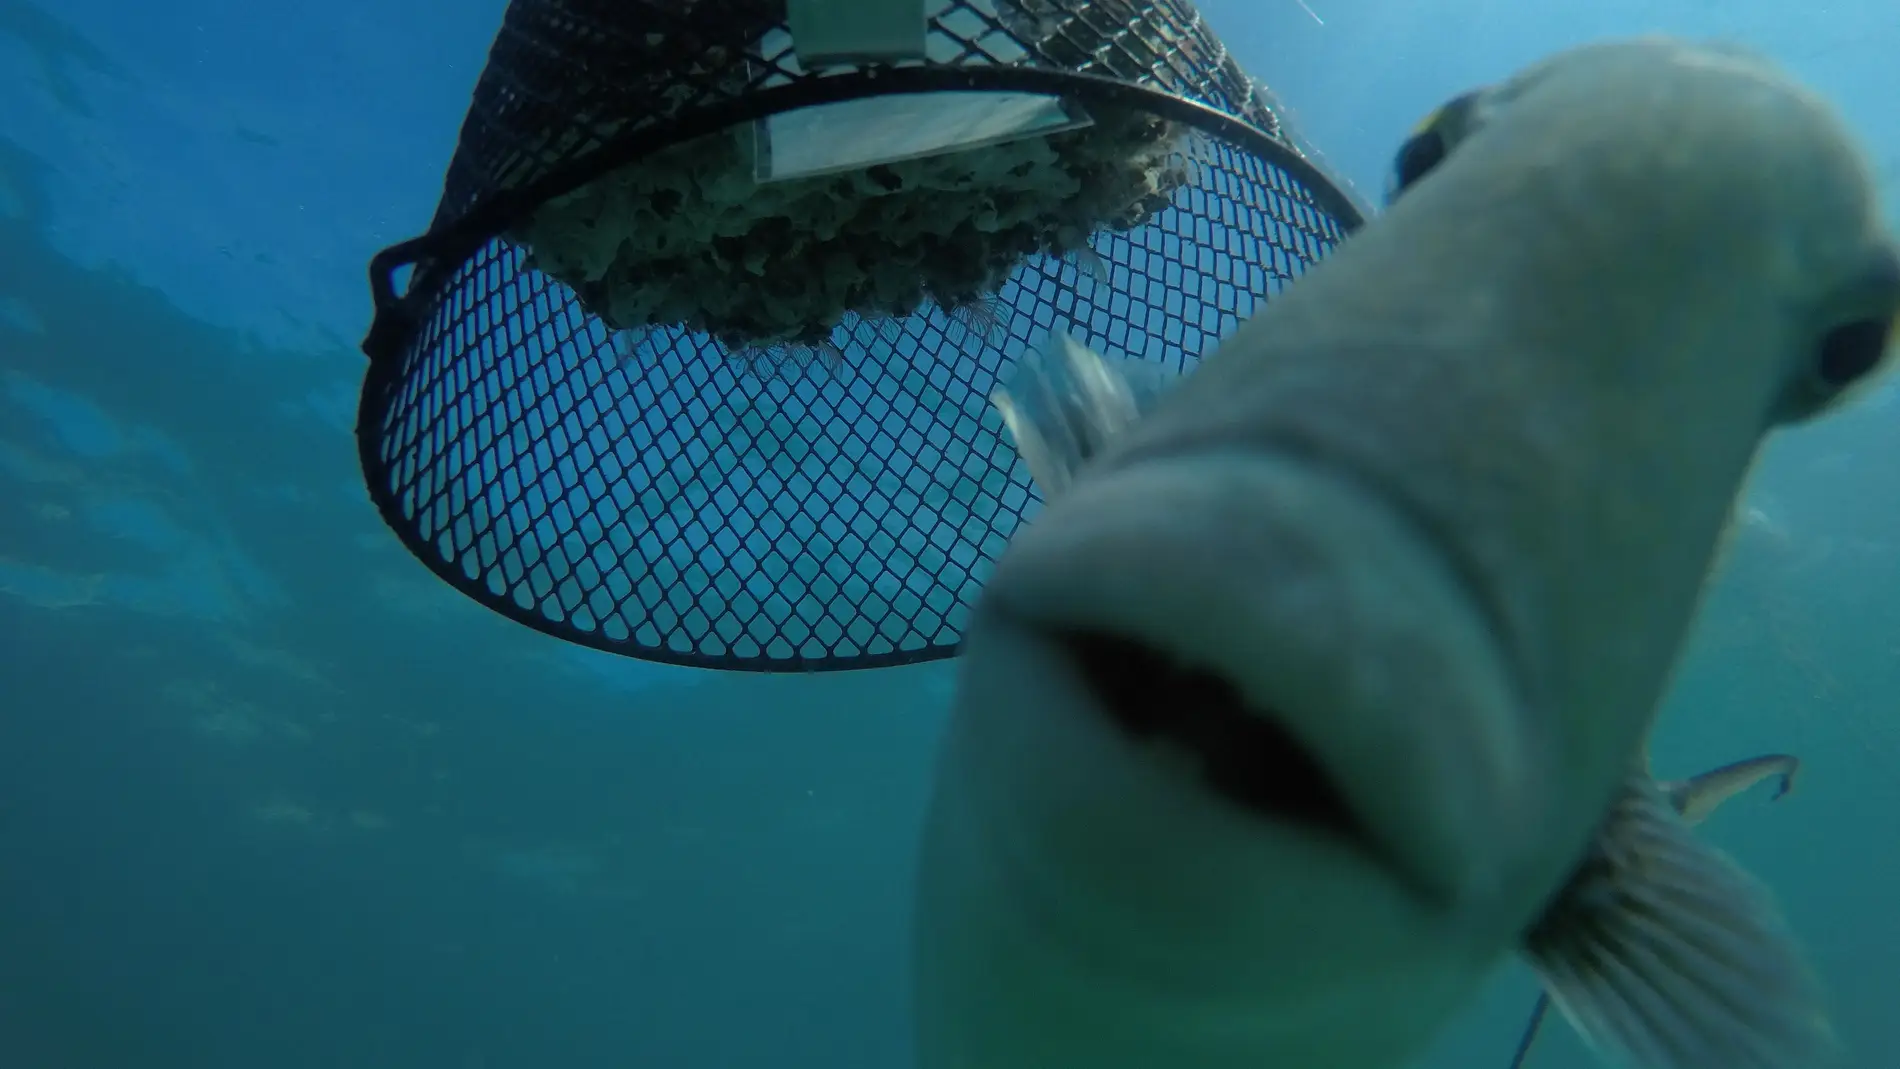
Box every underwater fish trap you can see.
[354,0,1365,671]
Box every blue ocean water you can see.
[0,0,1896,1066]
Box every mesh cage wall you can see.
[356,0,1366,671]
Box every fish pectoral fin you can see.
[1522,778,1835,1069]
[990,330,1180,502]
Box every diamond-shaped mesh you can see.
[355,0,1365,671]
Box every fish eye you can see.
[1386,91,1485,204]
[1390,129,1449,198]
[1777,313,1898,424]
[1813,318,1891,388]
[1775,247,1900,423]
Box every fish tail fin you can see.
[1524,776,1837,1069]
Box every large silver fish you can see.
[916,37,1899,1069]
[993,335,1817,1069]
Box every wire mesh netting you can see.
[356,0,1365,670]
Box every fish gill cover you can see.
[352,0,1365,671]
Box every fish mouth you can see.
[977,445,1541,909]
[1054,628,1372,843]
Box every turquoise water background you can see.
[1,0,1896,1066]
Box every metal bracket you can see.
[787,0,929,66]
